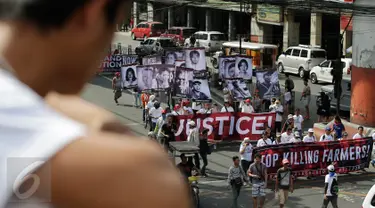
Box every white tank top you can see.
[0,69,86,207]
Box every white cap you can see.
[308,128,314,133]
[327,165,335,172]
[149,95,155,101]
[188,121,196,126]
[288,114,293,119]
[294,131,300,138]
[243,137,251,142]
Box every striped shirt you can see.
[227,165,247,185]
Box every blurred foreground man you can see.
[0,1,189,208]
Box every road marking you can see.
[311,187,367,197]
[199,180,226,185]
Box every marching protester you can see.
[253,91,263,113]
[241,99,255,113]
[281,128,294,144]
[199,129,210,177]
[153,108,170,141]
[172,104,182,115]
[145,94,156,127]
[257,131,273,147]
[228,156,247,208]
[322,165,339,208]
[141,91,150,122]
[212,103,220,113]
[221,101,235,112]
[132,88,140,108]
[275,159,294,208]
[303,128,317,143]
[290,131,302,143]
[148,101,163,132]
[198,102,213,114]
[301,80,311,119]
[281,114,294,133]
[340,132,349,140]
[270,99,284,132]
[353,126,365,139]
[317,92,331,122]
[112,72,122,104]
[239,137,253,176]
[320,127,334,141]
[159,113,176,151]
[249,153,268,208]
[332,116,345,139]
[273,133,282,145]
[293,109,304,136]
[187,121,201,169]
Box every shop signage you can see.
[256,4,283,25]
[341,14,353,31]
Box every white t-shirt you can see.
[0,69,86,206]
[281,132,294,144]
[198,108,212,114]
[149,107,163,123]
[192,102,202,111]
[284,91,291,102]
[146,101,154,110]
[320,134,334,142]
[221,106,234,112]
[289,138,301,143]
[239,143,253,161]
[256,138,273,147]
[293,114,304,130]
[303,135,316,143]
[352,133,364,139]
[271,104,283,122]
[241,104,254,113]
[325,173,338,196]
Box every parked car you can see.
[131,22,166,40]
[184,31,227,53]
[363,184,375,208]
[277,44,327,78]
[160,27,197,46]
[309,58,352,84]
[317,78,351,112]
[135,37,176,56]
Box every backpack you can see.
[330,177,339,195]
[287,79,294,90]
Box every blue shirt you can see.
[333,123,345,138]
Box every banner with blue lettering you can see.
[99,55,138,73]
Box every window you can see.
[210,34,227,41]
[136,24,142,28]
[292,49,301,56]
[182,29,197,38]
[159,39,174,47]
[320,61,330,68]
[301,50,308,58]
[176,29,181,35]
[285,49,292,55]
[311,50,326,58]
[142,39,150,45]
[196,34,208,40]
[151,23,166,30]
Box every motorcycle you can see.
[188,175,200,208]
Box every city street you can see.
[82,75,373,208]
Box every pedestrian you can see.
[187,121,200,169]
[141,91,150,122]
[303,128,316,143]
[275,159,294,208]
[221,101,235,112]
[290,131,302,143]
[284,74,295,93]
[198,103,212,114]
[253,92,262,113]
[153,108,168,141]
[317,92,331,122]
[320,127,334,141]
[352,126,365,139]
[132,88,140,108]
[301,80,311,119]
[112,72,122,104]
[239,137,253,176]
[280,128,294,144]
[273,133,282,145]
[322,165,339,208]
[332,116,345,139]
[159,113,176,151]
[293,108,304,136]
[270,99,283,133]
[228,156,247,208]
[256,131,273,147]
[148,101,163,132]
[241,99,255,113]
[199,129,210,177]
[281,114,294,133]
[248,153,268,208]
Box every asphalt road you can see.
[81,75,374,208]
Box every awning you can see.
[346,46,352,54]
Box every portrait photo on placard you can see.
[219,56,236,79]
[185,48,206,71]
[121,65,138,88]
[137,65,153,91]
[226,79,251,100]
[142,55,162,65]
[235,56,253,80]
[174,67,194,97]
[165,49,185,64]
[188,79,211,100]
[175,60,186,67]
[224,59,237,79]
[256,69,280,100]
[151,64,175,90]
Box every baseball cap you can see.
[327,165,335,172]
[282,159,290,165]
[325,126,331,131]
[245,99,251,103]
[288,114,293,119]
[294,131,300,138]
[308,128,314,133]
[188,121,196,126]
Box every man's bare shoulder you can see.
[48,133,190,208]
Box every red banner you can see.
[174,112,276,141]
[253,138,373,179]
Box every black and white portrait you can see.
[224,59,237,79]
[219,56,236,79]
[188,79,211,100]
[137,66,153,91]
[226,79,251,100]
[256,69,281,100]
[175,60,186,67]
[151,64,175,90]
[121,65,137,88]
[185,48,206,71]
[235,56,253,80]
[142,55,162,65]
[164,51,178,65]
[173,67,194,97]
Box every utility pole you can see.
[239,0,243,53]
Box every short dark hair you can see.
[0,0,125,29]
[232,156,239,161]
[238,59,248,69]
[202,128,209,135]
[358,126,364,130]
[254,153,261,159]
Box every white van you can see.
[363,184,375,208]
[184,31,227,53]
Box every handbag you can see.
[232,177,243,186]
